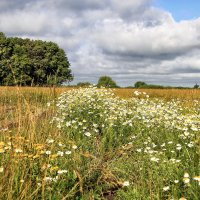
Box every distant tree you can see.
[0,32,73,86]
[77,82,91,87]
[0,32,5,38]
[134,81,147,88]
[97,76,118,88]
[144,84,164,89]
[194,83,199,89]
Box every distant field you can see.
[1,86,200,99]
[0,86,199,199]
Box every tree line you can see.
[77,78,199,89]
[0,32,73,86]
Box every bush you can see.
[97,76,119,88]
[77,82,91,87]
[134,81,147,88]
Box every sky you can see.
[0,0,200,87]
[154,0,200,21]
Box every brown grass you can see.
[114,88,200,100]
[0,86,199,100]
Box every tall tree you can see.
[0,32,73,86]
[97,76,119,88]
[194,83,199,89]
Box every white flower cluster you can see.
[53,87,200,140]
[53,87,134,140]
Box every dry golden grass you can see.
[114,88,200,100]
[1,86,200,100]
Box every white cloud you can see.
[94,17,200,57]
[0,11,51,34]
[0,0,200,86]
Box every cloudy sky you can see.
[1,0,200,86]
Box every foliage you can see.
[194,83,199,89]
[134,81,193,89]
[77,81,91,87]
[134,81,147,88]
[0,32,73,86]
[134,81,166,89]
[97,76,119,88]
[143,84,164,89]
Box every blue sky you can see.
[155,0,200,21]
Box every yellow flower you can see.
[28,154,34,158]
[50,166,59,172]
[50,154,58,159]
[0,167,3,173]
[34,144,45,150]
[0,142,5,146]
[39,151,45,155]
[193,176,200,182]
[0,149,5,153]
[33,155,40,159]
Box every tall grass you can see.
[1,86,200,99]
[0,86,199,199]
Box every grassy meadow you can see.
[0,86,199,200]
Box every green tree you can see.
[0,32,73,86]
[134,81,147,88]
[97,76,118,88]
[77,82,91,87]
[194,83,199,89]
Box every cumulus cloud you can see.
[0,0,200,86]
[94,17,200,57]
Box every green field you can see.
[0,87,199,200]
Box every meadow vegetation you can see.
[0,86,199,200]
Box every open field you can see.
[0,86,199,199]
[1,86,200,99]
